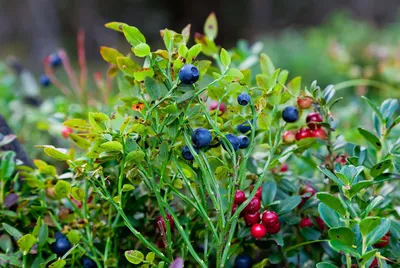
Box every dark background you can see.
[1,0,400,70]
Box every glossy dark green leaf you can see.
[318,203,344,228]
[0,151,16,180]
[262,180,277,206]
[360,217,381,237]
[360,249,377,266]
[370,159,392,178]
[358,128,382,150]
[348,181,372,198]
[316,192,346,215]
[276,196,301,215]
[328,240,361,258]
[316,262,339,268]
[318,166,344,186]
[2,223,22,240]
[144,77,161,100]
[38,224,48,247]
[328,227,355,246]
[300,228,321,240]
[366,218,390,247]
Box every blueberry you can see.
[179,64,199,85]
[39,74,51,87]
[82,256,97,268]
[238,135,250,149]
[51,233,72,256]
[234,254,253,268]
[191,128,212,148]
[237,120,253,134]
[282,106,299,123]
[50,53,62,68]
[182,145,199,160]
[237,93,250,106]
[223,134,240,151]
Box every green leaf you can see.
[123,25,146,47]
[204,12,218,40]
[365,218,390,247]
[126,150,145,164]
[316,192,346,215]
[364,196,384,216]
[125,250,144,264]
[0,234,13,252]
[2,223,23,240]
[220,48,231,68]
[69,134,91,149]
[63,119,90,130]
[257,112,271,130]
[0,253,22,267]
[338,165,364,185]
[276,196,301,215]
[54,180,71,199]
[49,259,66,268]
[318,166,344,186]
[38,223,48,247]
[328,240,361,258]
[133,43,151,57]
[144,77,161,100]
[89,112,110,132]
[122,184,135,192]
[262,180,277,206]
[105,21,128,32]
[318,203,344,228]
[0,151,16,180]
[133,68,155,82]
[260,53,275,75]
[17,234,36,254]
[146,252,155,264]
[71,187,85,201]
[100,141,123,152]
[187,44,202,62]
[360,217,381,237]
[370,159,391,178]
[361,96,384,124]
[67,230,80,245]
[300,228,321,241]
[100,46,124,65]
[287,77,301,95]
[44,148,70,161]
[225,68,244,79]
[348,181,372,198]
[328,227,355,246]
[360,249,377,266]
[116,56,140,76]
[358,128,382,150]
[316,262,339,268]
[380,98,398,121]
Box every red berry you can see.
[155,215,174,233]
[306,112,323,130]
[299,218,314,228]
[232,203,238,214]
[335,155,347,166]
[234,190,246,204]
[244,212,260,226]
[261,211,279,227]
[301,184,316,198]
[315,217,325,230]
[156,238,166,248]
[373,234,390,248]
[255,187,262,200]
[280,163,288,173]
[61,127,73,139]
[245,197,261,214]
[295,127,312,141]
[251,223,267,239]
[297,96,313,109]
[267,221,281,234]
[282,131,296,144]
[209,101,227,114]
[369,257,378,268]
[311,128,327,139]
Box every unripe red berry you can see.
[250,223,267,239]
[373,234,390,248]
[267,221,281,234]
[282,131,296,144]
[280,163,288,173]
[255,187,262,200]
[209,101,227,114]
[245,197,261,214]
[299,218,313,228]
[315,217,325,230]
[295,127,312,141]
[335,155,347,166]
[244,211,260,226]
[311,128,327,139]
[61,127,73,139]
[306,112,323,130]
[261,210,279,227]
[297,96,313,109]
[234,190,246,204]
[155,214,174,233]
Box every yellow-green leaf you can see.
[44,148,70,161]
[105,21,128,32]
[123,25,146,47]
[204,12,218,40]
[100,46,124,65]
[116,56,140,76]
[69,134,91,149]
[220,48,231,68]
[71,187,85,201]
[54,180,71,199]
[125,250,144,265]
[133,43,151,57]
[100,141,123,152]
[67,230,81,244]
[49,259,66,268]
[133,68,154,82]
[260,53,275,75]
[122,184,135,192]
[17,234,36,254]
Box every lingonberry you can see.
[234,254,253,268]
[315,217,325,230]
[297,96,313,109]
[255,187,262,200]
[82,256,96,268]
[39,74,51,87]
[244,197,261,214]
[61,127,73,139]
[232,203,238,214]
[155,214,174,233]
[300,184,316,199]
[311,128,327,139]
[306,112,323,130]
[49,53,62,68]
[373,233,390,248]
[192,128,212,148]
[267,221,281,234]
[261,211,279,227]
[181,145,199,160]
[223,134,240,151]
[295,127,312,141]
[234,190,246,204]
[251,223,267,239]
[369,257,378,268]
[209,101,226,114]
[244,211,260,226]
[237,120,252,134]
[51,232,72,256]
[299,218,314,228]
[238,135,250,149]
[179,64,199,84]
[237,93,251,106]
[282,106,299,123]
[280,163,288,172]
[282,130,296,143]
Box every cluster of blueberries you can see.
[39,52,62,87]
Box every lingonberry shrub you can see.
[1,13,399,268]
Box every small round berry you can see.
[155,214,174,233]
[39,74,51,87]
[300,184,316,199]
[179,64,199,84]
[61,127,73,139]
[261,211,279,227]
[267,221,281,234]
[244,197,261,214]
[244,211,260,226]
[255,187,262,200]
[282,131,296,144]
[237,120,253,134]
[306,112,323,130]
[315,217,325,230]
[192,128,212,148]
[297,96,313,109]
[237,93,251,106]
[251,223,267,239]
[234,190,246,204]
[232,203,238,214]
[49,53,62,68]
[209,101,226,114]
[311,128,327,139]
[223,134,240,151]
[282,106,299,123]
[295,127,312,141]
[51,232,72,256]
[234,254,253,268]
[373,234,390,248]
[82,256,96,268]
[238,135,250,149]
[280,163,288,173]
[156,238,166,248]
[369,257,378,268]
[181,145,199,160]
[299,218,314,228]
[335,155,347,166]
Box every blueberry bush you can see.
[0,13,399,268]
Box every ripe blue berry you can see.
[51,232,72,256]
[234,254,253,268]
[82,256,96,268]
[223,134,240,151]
[179,64,199,85]
[50,53,62,68]
[191,128,212,148]
[238,135,250,149]
[237,93,250,106]
[282,106,299,123]
[39,74,51,87]
[237,120,253,134]
[182,145,199,160]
